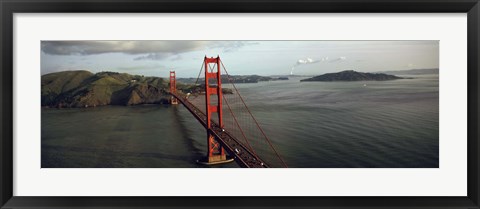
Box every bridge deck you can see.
[171,92,268,168]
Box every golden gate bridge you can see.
[169,56,288,168]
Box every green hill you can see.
[41,70,169,108]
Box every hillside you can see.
[300,70,404,82]
[42,70,169,108]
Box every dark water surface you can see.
[42,75,439,168]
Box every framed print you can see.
[1,0,479,208]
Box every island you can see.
[300,70,404,82]
[271,77,289,81]
[223,75,272,83]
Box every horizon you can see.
[41,68,439,79]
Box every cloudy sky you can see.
[41,40,439,77]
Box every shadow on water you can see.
[171,105,239,168]
[42,105,208,168]
[170,105,204,164]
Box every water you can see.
[42,75,439,168]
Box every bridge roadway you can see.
[170,92,268,168]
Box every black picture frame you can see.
[1,0,479,208]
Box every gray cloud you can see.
[41,41,256,60]
[133,53,173,61]
[210,41,258,53]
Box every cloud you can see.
[210,41,258,53]
[41,41,204,55]
[134,53,173,61]
[295,57,329,66]
[290,56,348,75]
[329,56,347,63]
[406,63,416,68]
[290,57,328,75]
[41,41,257,60]
[170,55,183,61]
[116,64,166,71]
[296,57,315,65]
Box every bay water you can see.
[42,75,439,168]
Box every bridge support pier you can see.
[199,56,233,165]
[197,152,234,165]
[169,71,178,105]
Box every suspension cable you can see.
[222,92,260,160]
[220,59,288,168]
[194,61,205,89]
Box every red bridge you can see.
[169,56,288,168]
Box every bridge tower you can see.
[169,71,178,105]
[203,56,230,164]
